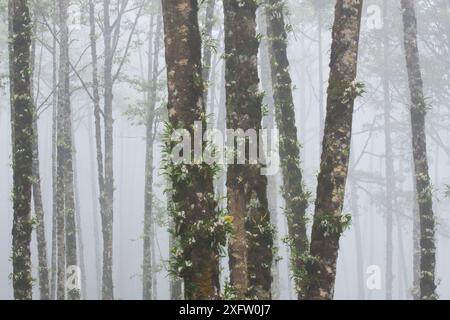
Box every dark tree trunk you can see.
[162,0,221,300]
[265,0,309,299]
[305,0,363,300]
[224,0,273,299]
[401,0,437,300]
[9,0,34,300]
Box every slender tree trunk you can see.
[57,0,79,300]
[305,0,363,300]
[143,11,162,301]
[224,0,273,299]
[9,0,34,300]
[265,0,309,299]
[30,17,50,300]
[50,0,58,300]
[382,0,394,299]
[102,0,115,299]
[72,138,87,299]
[401,0,437,300]
[162,0,221,300]
[316,0,325,144]
[88,0,104,300]
[202,0,216,105]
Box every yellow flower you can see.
[224,215,234,224]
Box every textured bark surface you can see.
[162,0,220,300]
[57,0,79,300]
[224,0,273,300]
[401,0,436,300]
[265,0,309,298]
[9,0,34,300]
[306,0,363,300]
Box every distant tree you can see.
[56,0,79,300]
[305,0,364,300]
[400,0,437,300]
[264,0,309,299]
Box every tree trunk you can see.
[30,15,50,300]
[265,0,309,299]
[305,0,363,300]
[102,0,115,299]
[382,0,394,300]
[88,0,104,300]
[57,0,79,300]
[50,0,58,300]
[257,8,280,300]
[9,0,34,300]
[162,0,221,300]
[143,11,162,301]
[224,0,273,299]
[401,0,437,300]
[202,0,216,105]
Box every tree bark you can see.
[401,0,437,300]
[305,0,363,300]
[265,0,309,299]
[9,0,34,300]
[224,0,273,299]
[162,0,221,300]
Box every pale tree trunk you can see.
[401,0,437,300]
[102,0,115,300]
[143,11,162,300]
[88,0,104,299]
[265,0,309,299]
[305,0,363,300]
[316,0,325,143]
[30,16,50,300]
[57,0,79,300]
[202,0,216,105]
[224,0,273,299]
[162,0,221,300]
[9,0,34,300]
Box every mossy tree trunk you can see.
[400,0,437,300]
[305,0,363,300]
[223,0,273,300]
[9,0,34,300]
[162,0,221,300]
[265,0,309,299]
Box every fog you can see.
[1,0,450,300]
